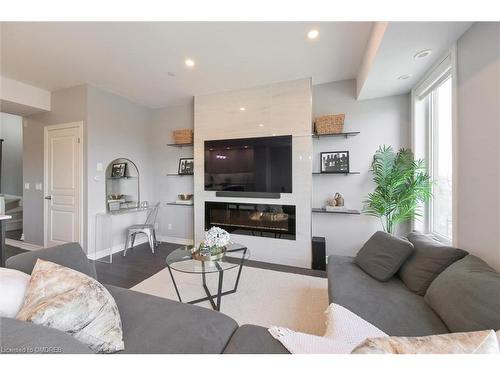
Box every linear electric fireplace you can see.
[205,202,296,240]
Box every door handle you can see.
[44,195,52,200]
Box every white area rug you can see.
[131,265,329,335]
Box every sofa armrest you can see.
[5,243,97,279]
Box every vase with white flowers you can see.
[192,227,231,261]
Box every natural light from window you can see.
[430,77,453,240]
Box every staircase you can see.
[4,196,23,232]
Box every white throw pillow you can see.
[324,303,387,345]
[268,303,387,354]
[352,330,500,354]
[0,268,30,318]
[16,259,124,353]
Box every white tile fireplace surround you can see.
[194,78,313,268]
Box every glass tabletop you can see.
[166,243,250,274]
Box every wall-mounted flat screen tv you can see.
[204,135,292,193]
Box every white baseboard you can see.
[5,239,42,251]
[87,237,150,260]
[158,235,194,246]
[86,236,194,260]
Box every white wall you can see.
[456,22,500,270]
[24,85,88,246]
[150,103,194,243]
[0,112,23,196]
[0,76,51,116]
[194,79,313,267]
[86,85,153,256]
[312,79,410,256]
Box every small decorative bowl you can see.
[178,193,193,201]
[191,246,226,261]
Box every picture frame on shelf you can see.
[111,162,127,178]
[320,151,349,173]
[178,158,194,175]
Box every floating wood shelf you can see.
[166,173,193,176]
[166,143,193,147]
[312,131,360,139]
[312,172,360,175]
[312,208,361,215]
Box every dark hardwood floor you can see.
[5,229,23,241]
[5,240,327,289]
[93,241,326,289]
[92,241,180,288]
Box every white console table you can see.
[0,215,12,267]
[94,207,152,264]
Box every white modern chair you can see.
[123,202,160,256]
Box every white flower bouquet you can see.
[192,227,231,260]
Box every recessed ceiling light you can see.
[239,107,246,111]
[185,58,195,67]
[397,74,412,80]
[414,49,432,60]
[258,124,265,127]
[307,29,319,40]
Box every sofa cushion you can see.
[223,325,289,354]
[354,231,414,281]
[5,242,97,279]
[16,259,124,353]
[425,255,500,332]
[328,255,449,337]
[399,232,468,295]
[0,317,93,354]
[105,284,238,354]
[0,268,30,318]
[352,330,499,354]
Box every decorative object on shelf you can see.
[321,151,349,173]
[173,129,193,145]
[334,192,344,207]
[191,226,230,261]
[314,113,345,135]
[110,163,126,178]
[326,192,345,211]
[178,158,194,175]
[175,193,193,205]
[363,145,432,234]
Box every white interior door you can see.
[44,123,82,247]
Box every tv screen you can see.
[205,135,292,193]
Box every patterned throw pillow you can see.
[352,330,500,354]
[16,259,124,353]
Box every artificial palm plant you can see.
[363,146,432,234]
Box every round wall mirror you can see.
[105,158,140,212]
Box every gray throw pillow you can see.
[424,255,500,332]
[399,232,468,295]
[354,231,414,282]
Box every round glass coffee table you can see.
[166,243,250,311]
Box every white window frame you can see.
[411,45,458,245]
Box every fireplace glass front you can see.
[205,201,296,240]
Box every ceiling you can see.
[0,22,373,108]
[357,22,473,100]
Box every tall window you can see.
[413,53,454,242]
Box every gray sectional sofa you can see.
[328,252,500,337]
[1,243,288,354]
[2,234,499,354]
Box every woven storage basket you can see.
[314,114,345,135]
[173,129,193,144]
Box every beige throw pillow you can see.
[16,259,124,353]
[352,330,499,354]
